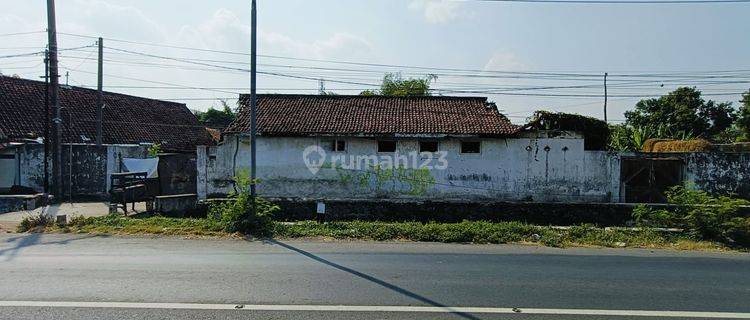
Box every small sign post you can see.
[316,201,325,222]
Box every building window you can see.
[419,141,439,153]
[331,139,346,152]
[460,141,481,154]
[323,139,346,152]
[377,140,397,153]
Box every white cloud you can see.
[409,0,464,24]
[63,0,167,42]
[262,31,372,59]
[176,8,372,59]
[484,51,528,71]
[176,8,250,51]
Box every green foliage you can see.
[607,123,694,152]
[273,220,710,249]
[625,87,737,141]
[713,126,745,144]
[334,164,436,196]
[207,169,279,236]
[53,214,225,236]
[527,111,610,150]
[634,185,750,246]
[193,100,237,130]
[359,73,436,96]
[147,143,161,158]
[17,214,53,232]
[737,90,750,142]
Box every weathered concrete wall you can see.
[14,144,148,198]
[0,148,19,190]
[268,198,636,226]
[155,194,198,217]
[158,153,197,195]
[0,194,47,214]
[198,133,620,203]
[17,144,48,192]
[62,145,108,197]
[685,152,750,199]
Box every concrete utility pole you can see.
[603,72,608,123]
[47,0,63,199]
[42,50,50,194]
[96,37,103,146]
[250,0,258,197]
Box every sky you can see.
[1,0,749,124]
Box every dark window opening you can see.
[377,140,397,153]
[419,141,439,153]
[331,139,346,152]
[323,139,346,152]
[461,141,481,154]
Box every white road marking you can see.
[0,301,748,318]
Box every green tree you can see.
[624,87,736,140]
[360,73,436,96]
[193,100,236,130]
[738,90,750,141]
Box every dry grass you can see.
[643,139,712,152]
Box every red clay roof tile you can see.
[226,94,520,137]
[0,76,214,152]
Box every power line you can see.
[58,64,241,95]
[0,45,96,60]
[472,0,750,3]
[59,46,750,89]
[99,46,750,96]
[0,31,45,37]
[57,32,750,79]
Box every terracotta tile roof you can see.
[226,94,520,137]
[0,76,214,152]
[205,127,221,142]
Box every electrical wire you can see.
[472,0,750,3]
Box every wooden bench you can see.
[109,172,155,214]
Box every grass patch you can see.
[47,214,228,237]
[27,214,737,251]
[273,221,732,251]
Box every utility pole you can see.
[603,72,608,123]
[96,37,103,146]
[42,50,50,194]
[47,0,63,199]
[249,0,258,197]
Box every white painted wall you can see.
[0,149,17,189]
[9,143,149,194]
[197,133,621,203]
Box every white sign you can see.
[316,202,326,214]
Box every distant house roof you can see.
[225,94,520,137]
[0,76,214,152]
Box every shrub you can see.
[17,213,53,232]
[634,184,750,246]
[527,111,610,150]
[208,169,280,237]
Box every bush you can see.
[527,111,610,150]
[634,185,750,246]
[17,213,53,232]
[208,169,280,237]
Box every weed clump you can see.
[207,169,279,237]
[634,184,750,247]
[17,213,53,232]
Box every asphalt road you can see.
[0,233,749,319]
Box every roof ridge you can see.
[0,75,187,107]
[239,93,488,100]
